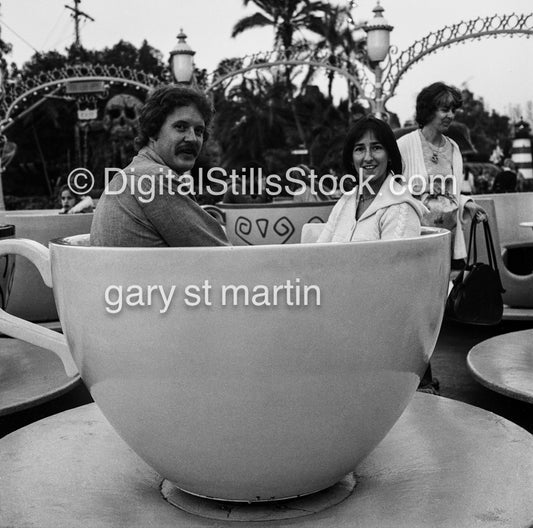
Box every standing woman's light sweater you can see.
[397,130,471,259]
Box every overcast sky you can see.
[1,0,532,124]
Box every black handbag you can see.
[445,218,505,325]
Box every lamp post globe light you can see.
[364,1,394,120]
[169,29,196,84]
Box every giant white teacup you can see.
[0,229,450,502]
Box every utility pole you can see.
[65,0,94,50]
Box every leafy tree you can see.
[0,25,12,73]
[66,43,100,64]
[21,50,70,76]
[0,25,14,208]
[20,39,166,77]
[213,74,289,167]
[98,40,140,68]
[211,70,353,176]
[3,95,78,199]
[138,40,165,76]
[0,1,12,64]
[455,89,512,161]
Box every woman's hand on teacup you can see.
[465,201,488,222]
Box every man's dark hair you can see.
[135,85,214,149]
[342,116,403,177]
[415,82,462,128]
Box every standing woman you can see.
[397,82,486,263]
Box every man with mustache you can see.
[91,85,229,247]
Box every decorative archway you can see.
[373,12,533,111]
[204,45,365,96]
[203,12,533,117]
[0,64,162,133]
[0,64,164,209]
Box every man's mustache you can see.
[175,145,199,156]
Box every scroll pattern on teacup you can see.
[234,214,329,245]
[235,216,296,245]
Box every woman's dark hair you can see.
[135,85,214,149]
[341,116,403,177]
[415,82,462,127]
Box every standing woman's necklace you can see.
[421,130,447,164]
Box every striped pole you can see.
[511,120,532,180]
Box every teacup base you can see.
[160,474,356,521]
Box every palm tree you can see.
[232,0,333,56]
[232,1,334,152]
[308,5,367,102]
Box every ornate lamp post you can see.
[169,30,196,84]
[363,1,393,120]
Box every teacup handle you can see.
[0,238,78,377]
[202,205,226,225]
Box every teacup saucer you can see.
[1,394,532,527]
[468,329,533,404]
[0,336,80,417]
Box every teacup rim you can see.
[212,200,338,210]
[49,227,449,250]
[3,209,94,216]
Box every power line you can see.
[0,17,39,53]
[50,17,74,51]
[41,7,69,49]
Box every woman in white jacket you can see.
[318,116,427,243]
[317,116,439,394]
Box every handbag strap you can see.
[482,220,499,274]
[466,217,478,267]
[464,216,505,292]
[481,218,505,292]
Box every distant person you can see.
[477,168,492,194]
[91,85,229,247]
[492,158,518,193]
[58,185,94,214]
